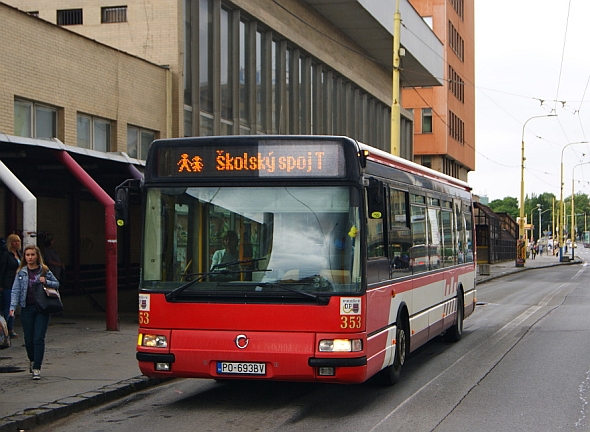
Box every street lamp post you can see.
[560,141,588,261]
[517,114,557,267]
[537,204,542,242]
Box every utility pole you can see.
[390,0,401,157]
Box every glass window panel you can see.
[200,114,213,136]
[271,39,277,133]
[239,20,249,125]
[14,101,32,137]
[184,0,192,106]
[93,119,110,152]
[77,115,91,148]
[410,205,427,273]
[199,0,213,113]
[127,126,139,158]
[140,130,154,159]
[422,108,432,133]
[441,210,455,266]
[142,186,361,293]
[389,189,411,278]
[34,106,56,139]
[220,8,232,121]
[256,30,263,132]
[428,208,441,270]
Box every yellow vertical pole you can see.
[390,0,401,157]
[571,184,575,259]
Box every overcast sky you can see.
[469,0,590,202]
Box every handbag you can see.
[33,281,64,315]
[0,315,10,349]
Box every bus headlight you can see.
[318,339,363,352]
[139,333,168,348]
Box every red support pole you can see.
[52,150,119,330]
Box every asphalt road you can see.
[37,260,590,432]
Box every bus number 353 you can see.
[341,316,362,329]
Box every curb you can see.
[0,376,171,432]
[476,258,583,285]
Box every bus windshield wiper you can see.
[210,257,266,270]
[165,272,213,301]
[261,275,333,300]
[166,258,270,301]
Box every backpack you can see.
[0,315,10,349]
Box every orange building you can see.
[403,0,475,182]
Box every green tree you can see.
[488,196,519,220]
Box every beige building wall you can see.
[0,3,170,150]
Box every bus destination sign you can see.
[156,141,346,178]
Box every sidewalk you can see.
[0,253,583,432]
[0,314,168,432]
[475,251,582,284]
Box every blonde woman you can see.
[0,234,22,338]
[9,245,59,380]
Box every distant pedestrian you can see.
[531,245,536,260]
[42,234,65,283]
[0,234,22,338]
[9,245,60,380]
[539,245,543,256]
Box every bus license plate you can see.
[217,361,266,375]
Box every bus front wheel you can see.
[444,291,464,343]
[379,317,408,386]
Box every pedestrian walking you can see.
[9,245,60,380]
[42,234,65,283]
[0,234,22,338]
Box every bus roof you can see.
[358,142,471,192]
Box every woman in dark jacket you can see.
[0,234,22,338]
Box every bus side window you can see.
[410,194,428,274]
[389,188,411,278]
[366,180,388,283]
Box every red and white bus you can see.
[118,135,475,385]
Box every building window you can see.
[422,108,433,133]
[449,0,464,20]
[422,156,432,169]
[220,7,233,129]
[101,6,127,23]
[448,21,464,61]
[14,100,57,139]
[127,126,155,160]
[448,65,465,103]
[57,9,83,26]
[77,114,111,151]
[448,110,464,144]
[189,2,394,147]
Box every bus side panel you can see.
[365,279,413,377]
[365,265,476,378]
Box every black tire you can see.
[379,317,408,386]
[444,292,464,342]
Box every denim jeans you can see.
[20,305,50,370]
[1,288,14,331]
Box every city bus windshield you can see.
[142,186,361,296]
